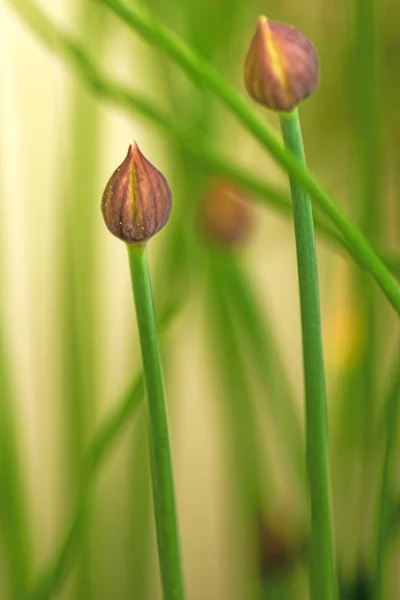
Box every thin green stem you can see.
[98,0,400,315]
[129,413,152,599]
[373,343,400,600]
[127,244,184,600]
[7,0,400,278]
[279,110,337,600]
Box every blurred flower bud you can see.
[101,143,172,244]
[244,16,319,112]
[257,513,298,579]
[200,181,254,247]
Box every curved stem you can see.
[98,0,400,315]
[280,110,338,600]
[127,244,185,600]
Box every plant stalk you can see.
[127,243,184,600]
[373,343,400,600]
[352,0,383,573]
[279,109,337,600]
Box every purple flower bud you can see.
[102,143,172,244]
[244,16,319,112]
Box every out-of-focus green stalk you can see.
[280,110,337,600]
[0,338,31,598]
[373,343,400,600]
[0,178,31,593]
[217,254,305,498]
[7,0,400,277]
[353,0,382,240]
[60,0,103,467]
[58,2,105,596]
[351,0,383,573]
[127,244,185,600]
[207,254,265,600]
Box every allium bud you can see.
[101,143,172,244]
[257,515,298,578]
[200,181,254,247]
[244,16,319,112]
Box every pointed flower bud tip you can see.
[244,16,319,112]
[101,143,172,244]
[200,181,254,248]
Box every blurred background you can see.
[1,0,400,598]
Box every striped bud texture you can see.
[102,143,172,244]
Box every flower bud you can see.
[101,143,172,244]
[257,514,298,579]
[200,180,254,248]
[244,16,319,112]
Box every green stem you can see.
[373,343,400,600]
[7,0,400,278]
[127,244,184,600]
[97,0,400,315]
[352,0,383,572]
[129,413,152,599]
[279,110,337,600]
